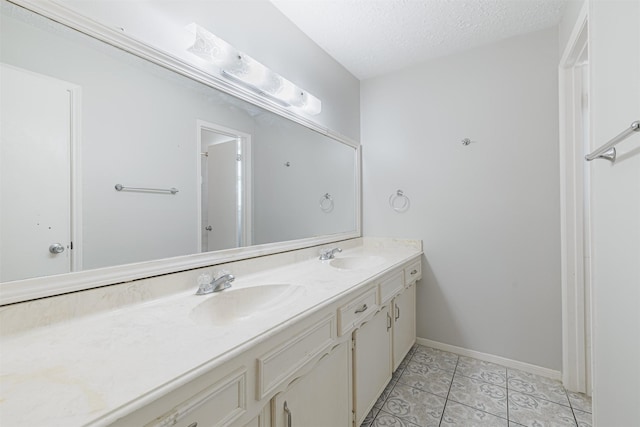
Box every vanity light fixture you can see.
[186,23,322,115]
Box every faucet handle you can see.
[197,272,213,286]
[319,247,342,260]
[319,248,331,260]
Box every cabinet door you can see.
[393,283,416,371]
[272,341,350,427]
[353,305,392,425]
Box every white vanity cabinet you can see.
[378,262,419,372]
[104,255,421,427]
[352,304,393,425]
[392,281,416,371]
[110,366,249,427]
[271,341,351,427]
[391,260,421,371]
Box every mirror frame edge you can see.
[1,0,362,306]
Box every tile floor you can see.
[361,344,592,427]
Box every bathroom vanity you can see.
[0,238,422,426]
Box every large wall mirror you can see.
[0,0,360,304]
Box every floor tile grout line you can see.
[367,349,412,426]
[506,366,510,424]
[392,345,593,427]
[508,388,577,410]
[453,369,508,388]
[564,388,580,427]
[438,354,459,426]
[445,399,510,423]
[376,407,422,427]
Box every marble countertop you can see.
[0,239,421,426]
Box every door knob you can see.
[49,243,65,254]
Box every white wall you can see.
[58,0,361,141]
[362,28,562,370]
[588,1,640,425]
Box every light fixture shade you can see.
[186,24,237,69]
[187,23,321,115]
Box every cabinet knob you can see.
[395,304,400,321]
[410,269,418,275]
[187,423,198,427]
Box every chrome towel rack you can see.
[115,184,179,194]
[319,193,334,213]
[389,190,410,213]
[585,120,639,162]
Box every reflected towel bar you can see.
[585,120,639,162]
[114,184,179,194]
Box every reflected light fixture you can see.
[186,23,322,115]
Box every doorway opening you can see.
[196,120,252,253]
[559,6,592,395]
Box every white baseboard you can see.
[416,338,562,381]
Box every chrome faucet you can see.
[319,247,342,260]
[196,273,235,295]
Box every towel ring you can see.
[389,190,410,213]
[320,193,334,213]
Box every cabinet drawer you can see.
[146,369,246,427]
[337,287,378,336]
[379,271,404,303]
[257,314,335,400]
[404,259,422,285]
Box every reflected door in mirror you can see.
[0,64,76,281]
[200,122,251,252]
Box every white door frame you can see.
[558,3,591,394]
[69,85,82,273]
[195,119,252,252]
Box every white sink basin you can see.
[190,284,305,326]
[329,256,385,270]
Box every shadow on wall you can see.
[415,255,463,345]
[615,145,640,163]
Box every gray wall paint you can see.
[362,28,562,370]
[252,118,357,245]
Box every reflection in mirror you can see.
[199,121,251,252]
[0,1,358,285]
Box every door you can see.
[204,137,239,251]
[272,341,350,427]
[353,305,392,426]
[0,64,73,281]
[393,283,416,371]
[589,2,640,425]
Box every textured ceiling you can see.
[270,0,567,80]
